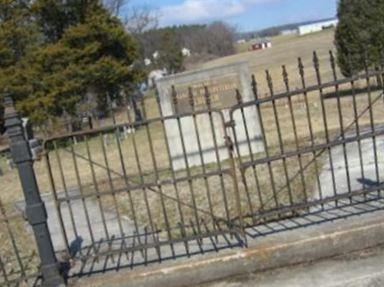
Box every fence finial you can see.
[188,87,195,109]
[251,75,258,100]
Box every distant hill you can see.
[236,17,337,40]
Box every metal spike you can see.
[251,75,259,100]
[282,65,289,91]
[347,53,354,76]
[313,51,320,70]
[204,86,212,109]
[265,70,273,93]
[363,50,369,72]
[329,50,337,79]
[298,57,305,78]
[154,87,161,105]
[235,89,243,104]
[171,85,178,112]
[188,87,195,108]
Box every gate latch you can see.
[225,135,234,152]
[224,120,235,128]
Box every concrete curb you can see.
[72,209,384,287]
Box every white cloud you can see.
[159,0,277,26]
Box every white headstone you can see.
[156,61,264,170]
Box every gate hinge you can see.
[224,120,235,128]
[225,135,234,152]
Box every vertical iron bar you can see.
[53,141,79,242]
[84,134,111,241]
[298,58,323,207]
[282,65,308,204]
[203,87,231,222]
[154,87,188,255]
[347,55,366,199]
[124,97,163,254]
[266,70,294,207]
[329,51,353,201]
[171,86,202,236]
[188,87,217,230]
[69,138,96,253]
[251,75,280,213]
[363,53,380,191]
[233,89,258,222]
[139,95,173,258]
[313,51,338,204]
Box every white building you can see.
[298,18,338,36]
[144,58,152,66]
[281,29,298,36]
[153,51,159,60]
[181,47,191,57]
[147,69,168,89]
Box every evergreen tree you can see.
[335,0,384,76]
[18,3,141,122]
[0,0,141,125]
[0,0,39,130]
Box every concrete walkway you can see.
[314,133,384,200]
[198,246,384,287]
[72,203,384,287]
[17,188,138,253]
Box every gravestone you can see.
[156,61,264,170]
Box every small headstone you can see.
[22,118,34,140]
[156,61,264,170]
[7,158,15,171]
[103,134,111,147]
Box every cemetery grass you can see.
[0,156,40,280]
[201,29,338,97]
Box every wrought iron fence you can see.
[0,200,41,287]
[229,51,384,226]
[1,50,384,285]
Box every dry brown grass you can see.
[199,29,337,96]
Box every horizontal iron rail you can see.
[230,68,384,112]
[241,128,384,170]
[0,211,24,222]
[0,273,41,286]
[54,167,233,204]
[42,69,384,146]
[236,183,384,223]
[74,228,243,263]
[42,108,226,145]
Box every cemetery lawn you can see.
[198,29,338,97]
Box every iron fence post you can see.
[4,95,65,286]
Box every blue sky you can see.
[125,0,338,31]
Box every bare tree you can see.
[205,21,236,56]
[104,0,159,35]
[124,6,159,34]
[103,0,128,16]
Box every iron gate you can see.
[229,52,384,227]
[42,90,245,275]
